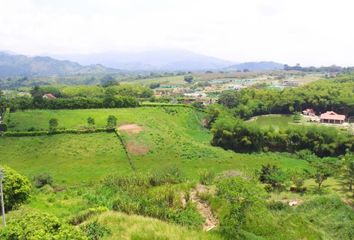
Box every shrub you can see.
[80,221,111,240]
[217,177,266,239]
[68,207,108,225]
[267,201,289,211]
[112,195,140,215]
[258,164,289,191]
[87,117,95,127]
[1,166,31,211]
[198,169,215,185]
[49,118,59,132]
[169,204,204,229]
[149,165,184,186]
[0,123,7,132]
[0,210,87,239]
[33,173,53,188]
[106,115,117,128]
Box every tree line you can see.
[218,75,354,119]
[211,115,353,158]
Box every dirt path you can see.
[118,124,143,135]
[190,184,218,231]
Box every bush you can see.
[217,177,266,239]
[149,165,184,186]
[0,210,87,239]
[106,115,117,128]
[80,221,111,240]
[1,166,31,211]
[258,164,289,191]
[198,169,215,185]
[112,195,140,215]
[68,207,108,225]
[169,204,204,229]
[0,123,7,132]
[267,201,289,211]
[33,173,53,188]
[49,118,59,132]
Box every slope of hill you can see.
[55,49,234,71]
[226,61,284,71]
[0,52,118,77]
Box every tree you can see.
[290,170,307,192]
[49,118,59,132]
[342,152,354,194]
[1,165,31,211]
[184,75,193,83]
[0,210,87,239]
[258,164,288,191]
[87,117,95,127]
[149,82,160,89]
[106,115,117,128]
[310,159,336,191]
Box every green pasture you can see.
[0,133,131,185]
[249,114,294,130]
[122,75,186,85]
[1,107,308,186]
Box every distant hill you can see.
[54,49,234,71]
[0,52,118,77]
[226,61,284,71]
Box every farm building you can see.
[302,108,316,116]
[320,111,346,124]
[42,93,56,99]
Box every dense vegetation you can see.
[0,84,153,111]
[211,117,353,157]
[218,75,354,118]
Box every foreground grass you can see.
[92,211,221,240]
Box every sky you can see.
[0,0,353,66]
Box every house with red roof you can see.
[302,108,316,116]
[320,111,346,124]
[42,93,56,100]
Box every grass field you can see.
[250,114,294,130]
[2,108,308,185]
[122,75,186,85]
[94,211,221,240]
[0,133,131,185]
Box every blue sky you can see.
[0,0,353,66]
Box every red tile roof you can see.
[43,93,56,99]
[320,111,345,121]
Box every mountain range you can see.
[53,49,234,71]
[0,50,284,77]
[226,61,284,71]
[0,52,116,77]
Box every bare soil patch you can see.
[190,184,218,231]
[126,142,149,155]
[118,124,143,135]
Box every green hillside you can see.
[3,107,308,180]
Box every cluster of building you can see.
[302,108,346,124]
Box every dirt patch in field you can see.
[118,124,143,135]
[126,142,149,155]
[190,184,219,231]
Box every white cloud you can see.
[0,0,353,66]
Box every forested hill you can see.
[0,52,118,77]
[225,61,284,71]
